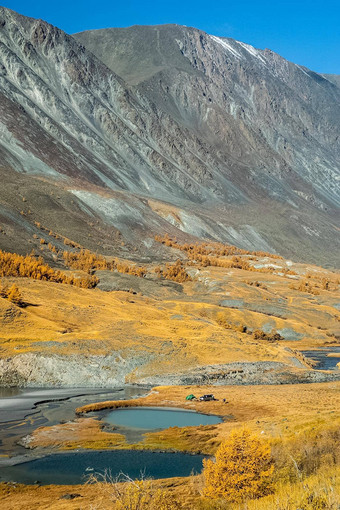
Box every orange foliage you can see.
[202,428,274,502]
[47,243,57,253]
[34,222,81,248]
[155,234,283,259]
[155,260,192,283]
[0,282,23,306]
[216,312,284,341]
[216,311,233,330]
[63,249,109,273]
[63,237,82,249]
[115,260,147,278]
[6,284,23,306]
[252,329,284,342]
[62,249,147,278]
[216,313,249,336]
[33,224,146,278]
[289,280,320,295]
[0,250,98,288]
[154,235,288,275]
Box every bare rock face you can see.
[75,25,340,208]
[0,7,339,265]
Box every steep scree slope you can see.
[0,8,339,264]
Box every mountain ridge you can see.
[0,7,339,266]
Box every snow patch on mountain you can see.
[210,35,243,59]
[236,41,267,65]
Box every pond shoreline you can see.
[0,386,150,467]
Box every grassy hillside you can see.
[0,235,339,384]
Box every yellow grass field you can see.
[1,250,339,382]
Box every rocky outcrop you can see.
[0,352,155,387]
[1,353,339,387]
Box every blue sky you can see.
[2,0,340,74]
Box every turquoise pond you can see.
[104,407,222,430]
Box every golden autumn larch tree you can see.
[6,284,23,306]
[202,428,274,503]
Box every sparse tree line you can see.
[154,235,297,275]
[215,311,284,342]
[289,276,338,295]
[37,226,190,283]
[3,220,338,294]
[154,235,340,293]
[155,234,284,260]
[62,249,147,278]
[33,222,148,279]
[34,221,83,249]
[0,250,98,288]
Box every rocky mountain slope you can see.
[0,7,339,265]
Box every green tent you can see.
[186,394,196,400]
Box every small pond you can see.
[0,386,148,460]
[104,407,222,430]
[302,347,340,370]
[0,450,207,485]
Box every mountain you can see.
[0,7,339,265]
